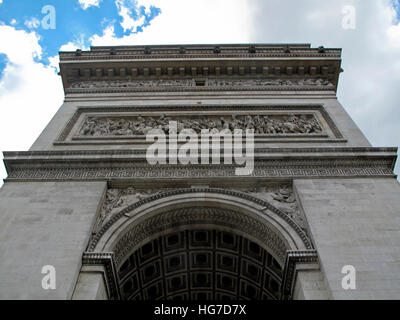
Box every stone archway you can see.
[77,188,318,300]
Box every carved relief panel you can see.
[67,78,335,93]
[55,105,344,145]
[78,113,323,137]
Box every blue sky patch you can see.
[0,0,161,70]
[394,0,400,20]
[0,53,8,79]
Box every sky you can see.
[0,0,399,185]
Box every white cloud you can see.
[387,22,400,47]
[0,25,42,63]
[247,0,400,176]
[78,0,102,10]
[59,41,82,52]
[91,0,252,45]
[116,0,145,33]
[90,24,116,45]
[59,35,89,52]
[48,54,60,73]
[10,19,17,26]
[24,17,41,29]
[0,25,63,186]
[115,0,160,33]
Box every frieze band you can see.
[4,162,395,181]
[78,113,323,137]
[69,78,334,92]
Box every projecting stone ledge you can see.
[59,44,342,94]
[2,147,397,181]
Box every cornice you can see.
[2,147,397,181]
[59,44,341,62]
[3,147,397,159]
[59,44,342,94]
[60,51,341,62]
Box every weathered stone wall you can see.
[0,181,106,299]
[72,266,108,300]
[295,177,400,299]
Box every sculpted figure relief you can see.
[70,78,334,90]
[71,79,193,89]
[208,78,334,87]
[95,184,307,235]
[245,184,307,233]
[97,187,159,228]
[79,114,323,137]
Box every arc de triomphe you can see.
[0,44,399,300]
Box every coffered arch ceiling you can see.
[118,227,285,300]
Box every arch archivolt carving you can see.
[88,188,313,267]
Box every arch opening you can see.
[84,190,316,300]
[118,228,283,300]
